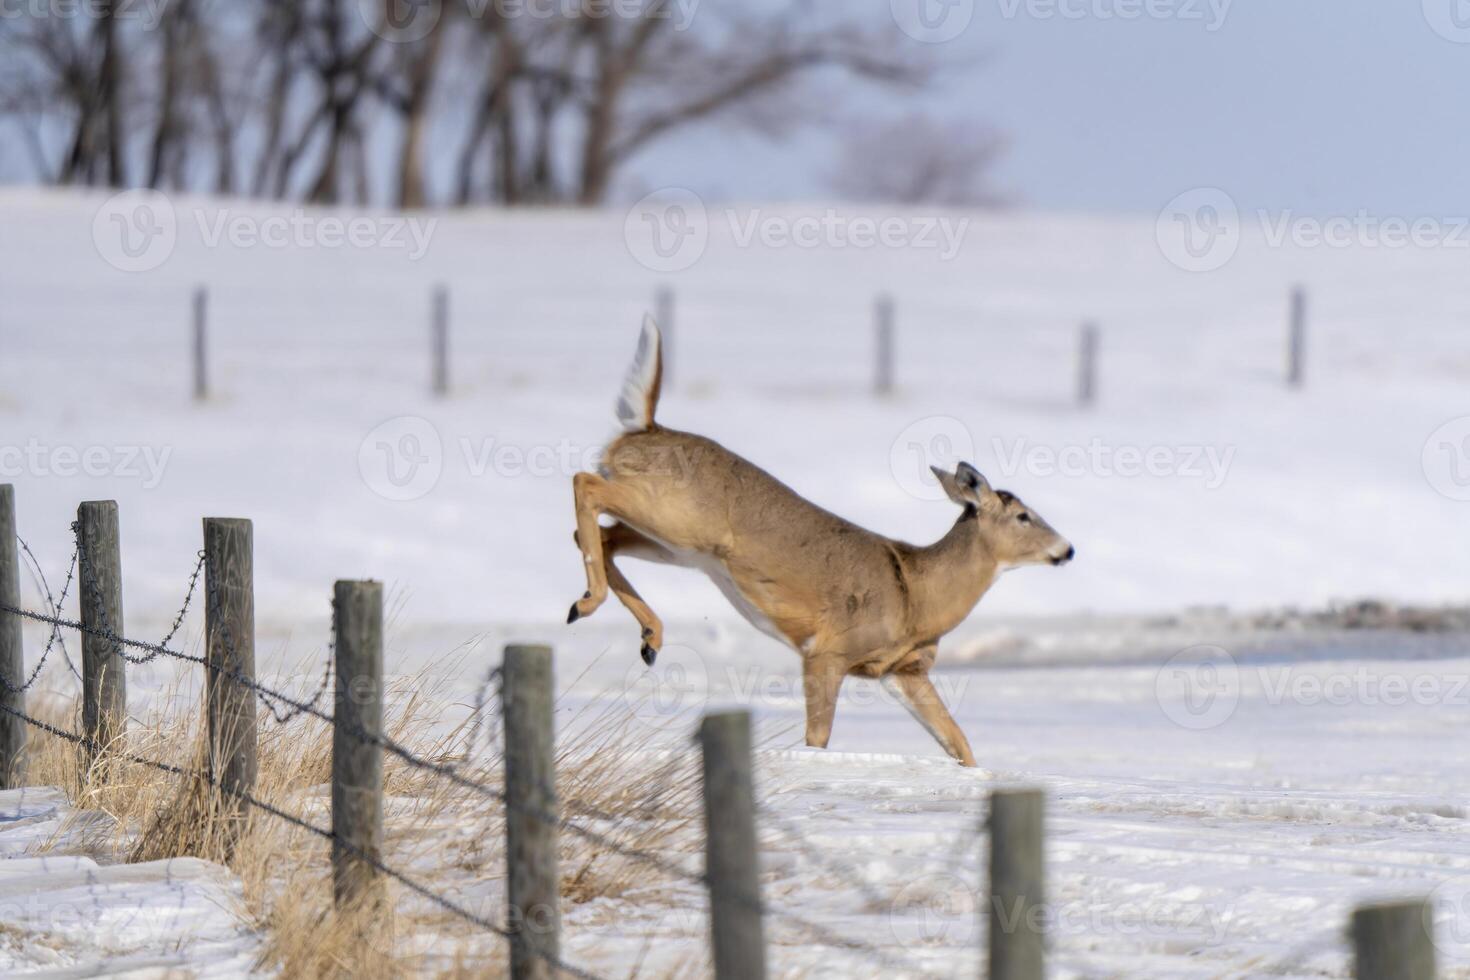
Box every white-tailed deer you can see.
[568,318,1074,766]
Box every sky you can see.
[638,0,1470,217]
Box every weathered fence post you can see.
[988,787,1045,980]
[432,283,449,398]
[875,294,895,397]
[203,518,257,823]
[699,710,767,980]
[656,286,674,388]
[193,286,208,402]
[1351,899,1435,980]
[503,643,560,980]
[76,501,125,764]
[332,580,384,908]
[0,486,25,787]
[1288,285,1306,389]
[1078,321,1099,408]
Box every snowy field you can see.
[2,188,1469,976]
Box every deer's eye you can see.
[1017,513,1031,524]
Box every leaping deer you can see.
[567,318,1074,767]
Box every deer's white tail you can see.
[615,315,663,432]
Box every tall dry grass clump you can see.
[21,656,706,978]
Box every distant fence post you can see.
[503,643,560,980]
[76,501,125,766]
[203,518,257,827]
[699,710,767,980]
[193,286,208,402]
[1288,285,1306,389]
[432,284,449,397]
[1351,900,1435,980]
[988,788,1045,980]
[0,486,24,788]
[1078,321,1099,408]
[656,286,674,388]
[875,294,895,397]
[332,580,384,908]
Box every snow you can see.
[1,188,1468,976]
[0,788,260,976]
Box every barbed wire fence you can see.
[0,497,975,979]
[0,492,1436,978]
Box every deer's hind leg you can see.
[596,522,675,665]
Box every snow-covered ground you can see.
[0,788,259,975]
[2,189,1469,976]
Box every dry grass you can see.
[21,657,705,979]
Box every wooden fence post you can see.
[875,294,895,397]
[503,643,560,980]
[76,501,125,764]
[656,286,674,389]
[332,580,384,908]
[1288,285,1306,389]
[1351,900,1435,980]
[1078,322,1099,408]
[0,486,24,787]
[699,710,767,980]
[193,286,208,402]
[988,788,1045,980]
[203,518,257,822]
[432,284,449,397]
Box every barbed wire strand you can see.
[0,699,606,980]
[0,538,79,694]
[16,535,81,682]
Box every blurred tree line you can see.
[0,0,989,208]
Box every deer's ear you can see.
[930,465,964,505]
[935,461,1001,513]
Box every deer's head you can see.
[930,462,1074,569]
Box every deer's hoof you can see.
[640,643,658,666]
[567,602,582,624]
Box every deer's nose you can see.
[1064,545,1076,561]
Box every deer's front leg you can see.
[885,670,977,767]
[801,655,846,749]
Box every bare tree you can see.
[828,113,1007,207]
[0,1,946,208]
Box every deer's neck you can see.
[906,509,998,641]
